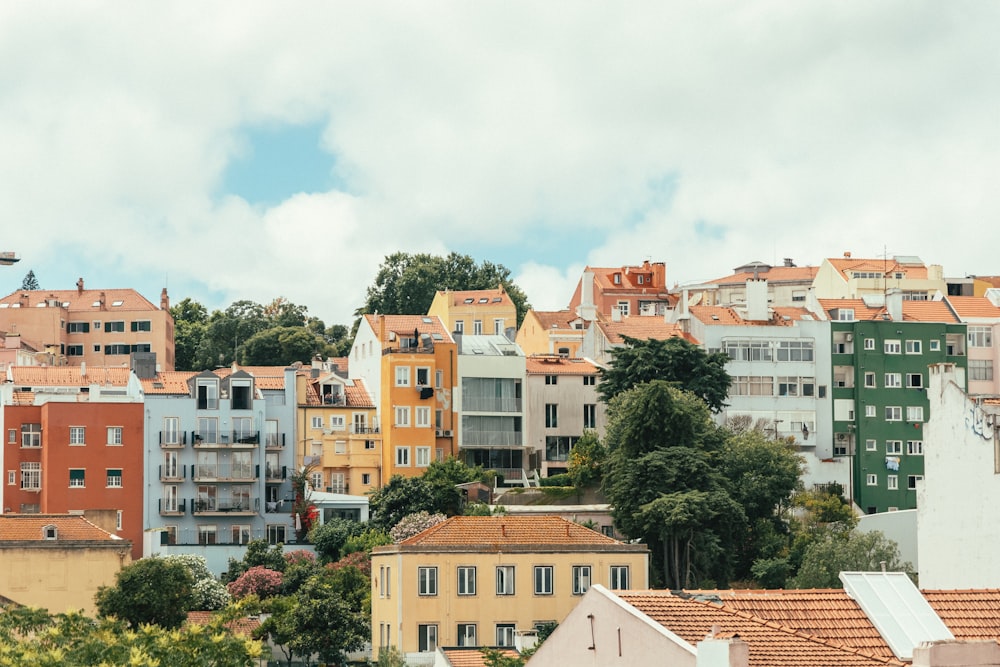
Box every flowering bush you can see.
[390,511,447,543]
[329,550,372,576]
[284,549,317,566]
[162,553,231,610]
[227,565,283,600]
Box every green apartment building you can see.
[825,297,966,513]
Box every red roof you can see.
[827,257,930,282]
[186,611,261,637]
[440,647,520,667]
[525,356,599,375]
[384,516,628,549]
[0,287,162,312]
[946,296,1000,319]
[10,366,132,387]
[710,265,819,285]
[141,370,197,394]
[0,515,125,543]
[596,317,688,344]
[529,310,581,331]
[440,288,514,308]
[363,314,453,344]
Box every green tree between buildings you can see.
[94,556,195,629]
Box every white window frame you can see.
[885,406,902,421]
[494,318,504,335]
[572,565,591,595]
[20,462,41,490]
[496,565,515,595]
[457,624,477,647]
[867,473,878,486]
[395,365,410,387]
[884,340,901,354]
[415,406,431,428]
[311,416,323,429]
[415,446,431,467]
[418,624,438,653]
[533,565,553,595]
[907,373,924,388]
[864,372,876,388]
[907,440,924,455]
[906,406,924,422]
[864,337,875,350]
[866,439,877,451]
[395,446,410,467]
[107,427,124,445]
[968,326,993,348]
[394,406,410,427]
[865,405,876,418]
[457,566,477,596]
[418,566,438,596]
[496,624,516,648]
[887,475,898,490]
[106,469,123,488]
[21,423,41,448]
[610,565,630,590]
[328,415,345,431]
[884,373,902,388]
[886,440,902,455]
[929,339,940,351]
[908,475,924,490]
[905,340,922,354]
[473,320,483,335]
[69,469,86,488]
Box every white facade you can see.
[917,363,999,589]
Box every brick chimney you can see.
[77,278,84,295]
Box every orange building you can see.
[1,366,144,558]
[349,315,457,479]
[0,279,175,370]
[567,260,672,322]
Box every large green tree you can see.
[598,336,732,412]
[360,251,531,325]
[792,529,914,588]
[20,269,39,290]
[240,326,320,366]
[94,556,195,629]
[171,297,209,371]
[367,475,438,533]
[602,380,744,588]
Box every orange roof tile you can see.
[587,262,668,292]
[363,314,453,344]
[710,265,819,285]
[345,379,375,408]
[141,370,197,394]
[0,515,125,542]
[975,276,1000,288]
[597,317,686,344]
[441,288,514,308]
[817,299,885,320]
[902,301,958,323]
[186,611,261,637]
[923,590,1000,641]
[827,258,929,282]
[441,647,520,667]
[946,296,1000,320]
[217,366,288,390]
[530,310,581,331]
[10,366,132,387]
[382,516,631,550]
[618,591,905,667]
[525,356,600,375]
[0,287,163,312]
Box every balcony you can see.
[265,465,287,481]
[349,425,381,435]
[460,430,523,447]
[158,498,186,515]
[192,496,260,515]
[159,431,186,448]
[192,463,258,482]
[265,433,286,449]
[192,431,260,448]
[159,464,184,482]
[462,397,522,413]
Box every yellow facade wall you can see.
[2,545,129,615]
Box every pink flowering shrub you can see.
[284,549,317,566]
[226,565,283,600]
[328,550,372,576]
[390,511,447,543]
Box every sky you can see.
[1,3,997,326]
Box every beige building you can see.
[0,280,175,370]
[427,287,517,337]
[515,310,585,358]
[0,512,131,615]
[370,515,648,663]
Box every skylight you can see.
[112,300,124,307]
[479,298,488,303]
[464,298,474,304]
[422,317,433,323]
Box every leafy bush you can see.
[227,566,283,600]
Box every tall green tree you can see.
[20,269,39,290]
[598,336,732,412]
[792,529,914,588]
[171,298,209,371]
[367,475,438,533]
[360,251,531,325]
[240,326,321,366]
[94,556,195,629]
[602,380,744,588]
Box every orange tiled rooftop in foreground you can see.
[440,647,520,667]
[398,515,622,547]
[0,514,125,542]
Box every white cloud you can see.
[0,2,998,324]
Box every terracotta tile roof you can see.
[923,590,1000,641]
[596,317,687,344]
[218,366,288,390]
[440,288,514,308]
[11,390,34,405]
[392,516,624,548]
[902,301,959,323]
[710,266,819,285]
[946,296,1000,320]
[818,299,885,320]
[441,647,520,667]
[186,611,261,637]
[530,310,581,331]
[0,515,125,542]
[10,366,132,387]
[525,356,599,375]
[587,262,667,291]
[0,287,162,312]
[141,370,197,394]
[684,589,891,658]
[618,591,905,667]
[975,276,1000,289]
[345,379,375,408]
[328,357,349,374]
[826,258,929,282]
[363,314,453,344]
[772,307,818,322]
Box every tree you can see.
[240,326,321,366]
[598,336,732,412]
[162,553,231,610]
[20,270,38,290]
[228,566,284,600]
[95,556,195,629]
[309,517,365,563]
[602,381,744,587]
[368,475,437,533]
[360,252,531,326]
[389,511,447,542]
[224,539,288,583]
[792,529,915,588]
[567,430,607,489]
[421,456,493,516]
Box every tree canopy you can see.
[359,251,531,325]
[792,529,915,588]
[20,269,39,290]
[94,556,195,629]
[598,336,732,412]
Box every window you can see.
[496,566,515,595]
[866,439,877,451]
[415,407,431,428]
[969,326,993,347]
[906,406,924,422]
[395,447,410,467]
[395,366,410,387]
[908,475,924,490]
[328,415,345,431]
[311,416,322,429]
[929,339,941,351]
[866,405,876,418]
[418,624,438,653]
[69,469,85,488]
[418,567,438,596]
[7,471,13,485]
[67,321,90,333]
[613,273,621,284]
[106,469,123,488]
[970,360,994,381]
[454,319,465,334]
[905,340,922,354]
[68,426,86,445]
[583,404,596,429]
[572,565,591,595]
[7,429,15,444]
[457,624,477,647]
[196,379,218,409]
[162,485,179,512]
[583,375,596,386]
[886,440,902,454]
[415,446,431,467]
[534,565,553,595]
[107,427,123,445]
[775,340,814,361]
[908,440,924,455]
[131,320,152,332]
[365,440,376,450]
[496,624,516,648]
[104,320,125,332]
[907,373,924,388]
[884,373,902,388]
[395,406,410,427]
[864,337,876,350]
[610,565,630,590]
[361,473,371,485]
[867,473,878,486]
[545,375,558,385]
[494,319,505,335]
[616,301,630,317]
[162,417,180,445]
[198,525,217,545]
[473,319,483,335]
[884,340,901,354]
[545,404,558,428]
[21,424,41,448]
[457,566,477,595]
[67,345,83,356]
[864,372,876,388]
[885,406,902,421]
[266,524,286,545]
[887,475,898,490]
[232,525,251,545]
[310,471,323,490]
[435,369,444,388]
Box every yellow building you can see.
[348,315,458,479]
[0,512,131,615]
[370,515,649,661]
[515,309,586,358]
[427,287,517,337]
[296,360,383,495]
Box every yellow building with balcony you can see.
[370,515,649,661]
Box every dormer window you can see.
[637,275,645,285]
[613,273,621,285]
[231,379,253,410]
[322,384,344,405]
[43,525,57,540]
[197,379,219,410]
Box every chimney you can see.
[783,258,795,267]
[697,635,750,667]
[912,640,1000,667]
[886,288,903,321]
[611,305,622,322]
[160,288,169,311]
[80,361,86,378]
[652,262,666,288]
[577,271,597,322]
[745,279,769,321]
